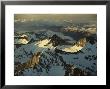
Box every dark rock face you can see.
[86,34,97,44]
[49,34,69,46]
[64,64,89,76]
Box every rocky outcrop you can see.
[14,52,41,76]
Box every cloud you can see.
[14,14,97,23]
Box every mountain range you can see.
[14,30,97,76]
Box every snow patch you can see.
[62,45,83,53]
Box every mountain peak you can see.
[49,34,67,47]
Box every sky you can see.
[14,14,97,23]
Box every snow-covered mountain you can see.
[14,30,97,76]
